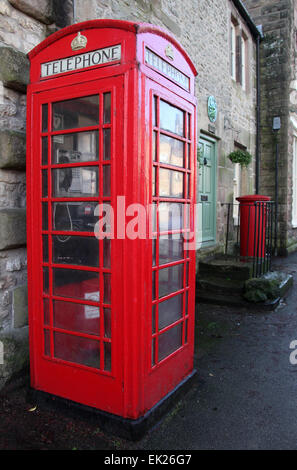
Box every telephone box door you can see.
[29,76,124,415]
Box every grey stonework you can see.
[0,208,26,250]
[0,130,26,169]
[0,46,29,92]
[243,0,297,255]
[8,0,54,25]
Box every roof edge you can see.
[28,19,137,60]
[232,0,263,39]
[27,19,198,76]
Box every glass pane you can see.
[53,268,99,301]
[104,273,111,304]
[158,323,182,361]
[187,114,191,139]
[103,238,111,268]
[152,166,157,196]
[104,342,111,371]
[152,271,156,300]
[42,203,48,230]
[158,294,183,330]
[52,202,98,232]
[42,137,48,165]
[159,100,184,136]
[104,308,111,338]
[42,104,48,132]
[44,299,50,326]
[159,168,184,198]
[54,332,100,369]
[43,235,48,262]
[52,131,99,164]
[159,202,184,232]
[103,129,111,160]
[159,234,184,265]
[152,238,157,266]
[159,264,183,298]
[53,235,99,267]
[42,170,48,197]
[53,299,99,336]
[188,143,191,169]
[44,329,50,356]
[159,135,184,167]
[152,338,156,366]
[52,167,99,198]
[52,95,99,130]
[43,267,49,294]
[152,305,156,334]
[153,96,158,127]
[152,131,157,161]
[103,165,111,196]
[103,93,111,123]
[185,318,188,343]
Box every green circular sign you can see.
[208,96,217,123]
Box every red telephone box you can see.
[26,19,197,431]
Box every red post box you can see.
[26,20,197,431]
[236,195,271,260]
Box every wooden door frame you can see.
[197,132,217,249]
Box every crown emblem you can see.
[165,44,174,61]
[71,32,87,51]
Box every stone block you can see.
[0,46,29,92]
[8,0,54,25]
[0,330,29,391]
[0,208,26,250]
[13,284,28,328]
[0,130,26,169]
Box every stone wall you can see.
[243,0,297,255]
[75,0,257,252]
[0,0,73,389]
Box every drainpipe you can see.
[255,33,261,194]
[255,25,263,195]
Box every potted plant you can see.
[227,149,252,168]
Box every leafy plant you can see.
[227,149,252,168]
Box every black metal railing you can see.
[222,201,275,278]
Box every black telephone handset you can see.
[59,155,73,192]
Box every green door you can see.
[197,136,217,246]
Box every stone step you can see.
[197,277,245,296]
[196,290,280,311]
[199,257,253,281]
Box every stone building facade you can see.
[243,0,297,255]
[0,0,259,388]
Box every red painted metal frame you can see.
[27,19,197,420]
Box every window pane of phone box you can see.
[159,134,184,167]
[52,131,99,164]
[158,202,184,231]
[158,293,183,330]
[52,202,98,232]
[159,264,183,298]
[53,299,100,336]
[54,331,100,369]
[52,167,99,197]
[53,235,99,267]
[53,268,99,301]
[159,234,184,265]
[159,168,184,198]
[158,323,182,362]
[159,100,184,137]
[52,95,99,131]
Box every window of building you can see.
[230,22,236,81]
[292,137,297,227]
[230,16,248,91]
